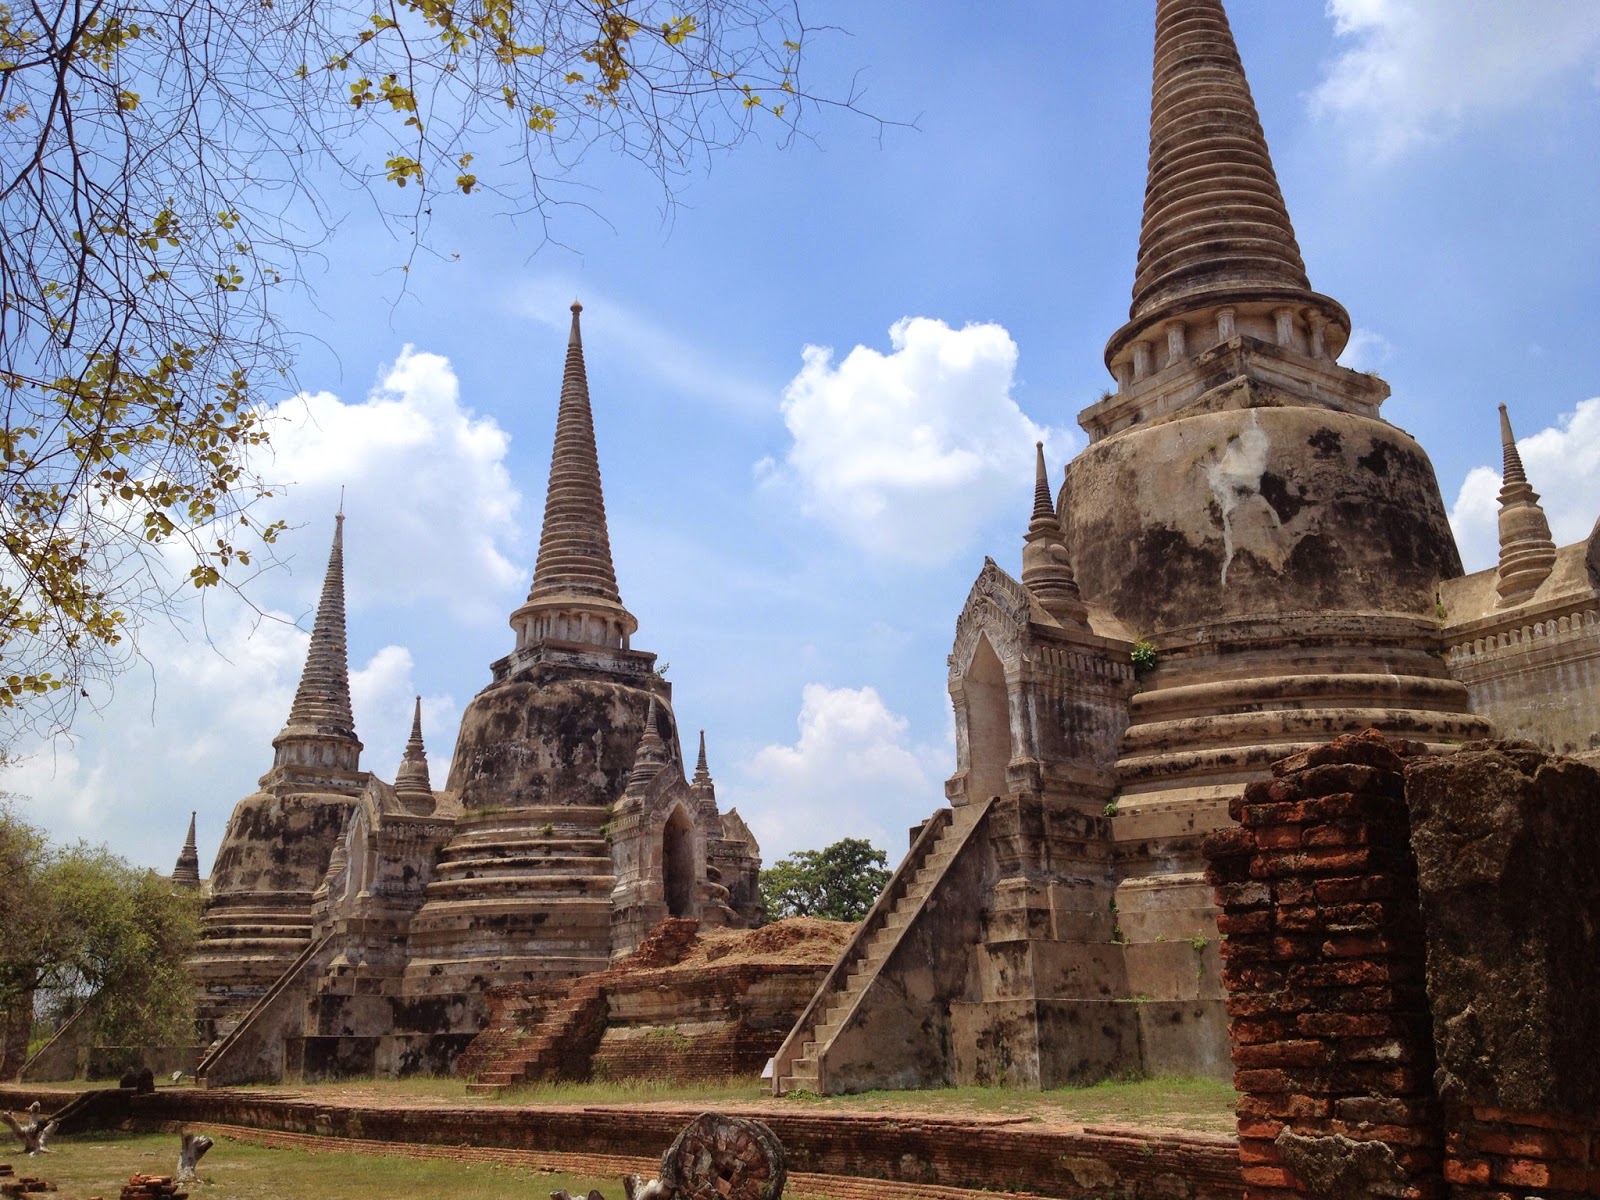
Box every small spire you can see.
[1022,445,1087,624]
[1494,404,1557,607]
[569,299,583,346]
[692,729,712,787]
[1030,442,1055,523]
[626,696,670,791]
[393,696,435,808]
[172,811,201,887]
[272,513,362,771]
[1499,403,1528,485]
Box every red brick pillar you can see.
[1203,730,1444,1200]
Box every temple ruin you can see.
[771,0,1599,1094]
[187,303,762,1082]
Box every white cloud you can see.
[266,347,526,625]
[3,349,514,869]
[1340,327,1393,373]
[1448,397,1600,574]
[727,683,945,863]
[765,317,1075,564]
[1312,0,1600,159]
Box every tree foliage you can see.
[759,836,890,923]
[0,803,200,1056]
[0,0,868,735]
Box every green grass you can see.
[782,1076,1238,1133]
[6,1132,618,1200]
[18,1131,846,1200]
[223,1072,1236,1132]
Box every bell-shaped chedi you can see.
[1493,404,1558,607]
[191,514,366,1035]
[403,303,673,1011]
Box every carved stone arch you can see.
[661,801,696,919]
[960,633,1014,804]
[345,800,376,903]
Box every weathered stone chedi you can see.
[187,303,762,1079]
[773,0,1598,1094]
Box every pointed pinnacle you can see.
[693,729,712,786]
[184,811,197,852]
[1498,404,1529,486]
[172,810,201,884]
[527,302,623,606]
[1031,442,1056,522]
[394,695,433,798]
[278,513,359,746]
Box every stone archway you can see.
[963,634,1011,802]
[662,805,695,918]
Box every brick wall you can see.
[1203,730,1444,1200]
[1206,731,1600,1200]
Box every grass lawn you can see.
[9,1131,847,1200]
[8,1132,613,1200]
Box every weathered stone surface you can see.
[1274,1129,1409,1199]
[446,672,668,811]
[1404,743,1600,1115]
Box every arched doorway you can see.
[963,634,1011,802]
[662,806,695,918]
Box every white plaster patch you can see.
[1201,414,1276,587]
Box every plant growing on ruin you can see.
[1130,641,1158,673]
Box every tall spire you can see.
[172,812,201,887]
[1104,0,1349,379]
[529,302,622,603]
[1494,404,1557,607]
[393,696,435,811]
[271,513,362,772]
[510,303,638,653]
[1021,443,1087,624]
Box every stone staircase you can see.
[464,976,611,1093]
[460,917,703,1093]
[195,933,333,1086]
[772,798,992,1095]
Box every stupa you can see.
[771,0,1598,1094]
[187,303,761,1080]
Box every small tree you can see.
[760,836,890,923]
[0,804,200,1067]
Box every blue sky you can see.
[9,0,1600,874]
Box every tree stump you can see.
[656,1113,785,1200]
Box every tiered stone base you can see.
[399,807,615,1032]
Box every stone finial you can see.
[1021,443,1088,624]
[510,303,639,653]
[626,696,670,791]
[692,730,712,787]
[171,811,201,887]
[1104,0,1349,375]
[393,696,436,811]
[271,513,363,772]
[1494,404,1557,607]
